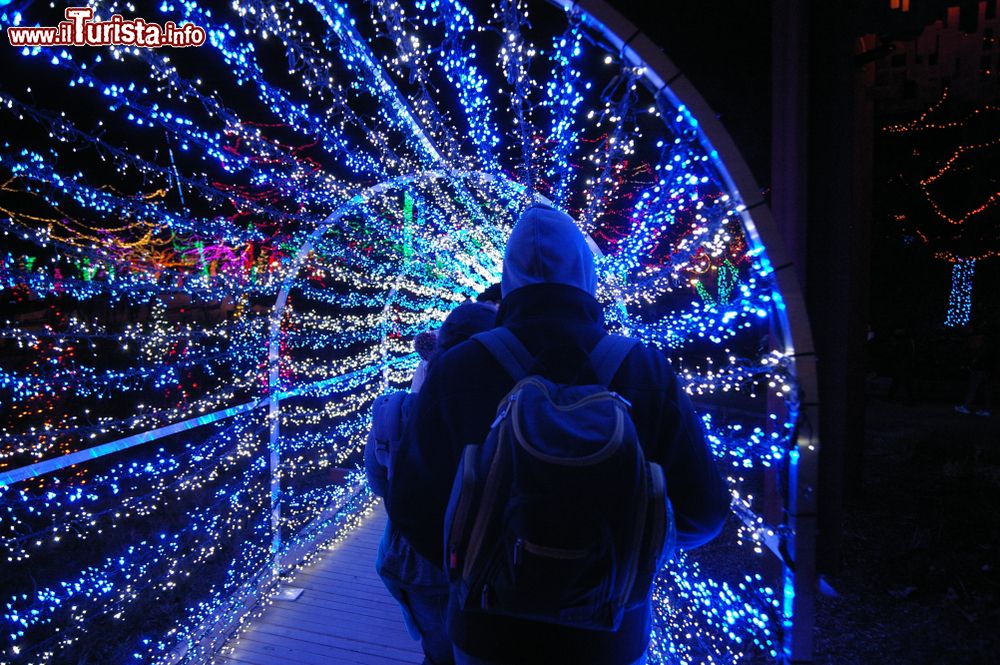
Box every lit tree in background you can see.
[882,89,1000,327]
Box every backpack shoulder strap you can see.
[472,328,533,381]
[589,334,639,386]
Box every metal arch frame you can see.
[265,172,436,569]
[543,1,820,661]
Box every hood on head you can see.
[500,203,597,298]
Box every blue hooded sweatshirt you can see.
[500,203,598,298]
[388,204,728,665]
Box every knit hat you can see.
[500,203,597,298]
[438,301,496,352]
[413,331,439,362]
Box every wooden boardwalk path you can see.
[219,505,424,665]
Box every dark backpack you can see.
[364,390,414,498]
[442,328,676,631]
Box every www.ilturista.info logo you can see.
[6,7,207,48]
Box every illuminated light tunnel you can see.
[0,0,818,663]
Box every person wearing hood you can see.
[366,301,497,665]
[387,203,728,665]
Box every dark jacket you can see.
[387,283,729,665]
[366,302,498,592]
[365,390,448,592]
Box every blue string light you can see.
[944,259,975,327]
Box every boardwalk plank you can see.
[237,629,419,665]
[252,604,415,647]
[222,506,425,665]
[232,634,415,665]
[248,621,420,662]
[214,657,263,665]
[292,572,402,601]
[288,590,402,617]
[272,594,410,627]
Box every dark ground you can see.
[814,397,1000,664]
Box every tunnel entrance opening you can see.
[0,1,816,662]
